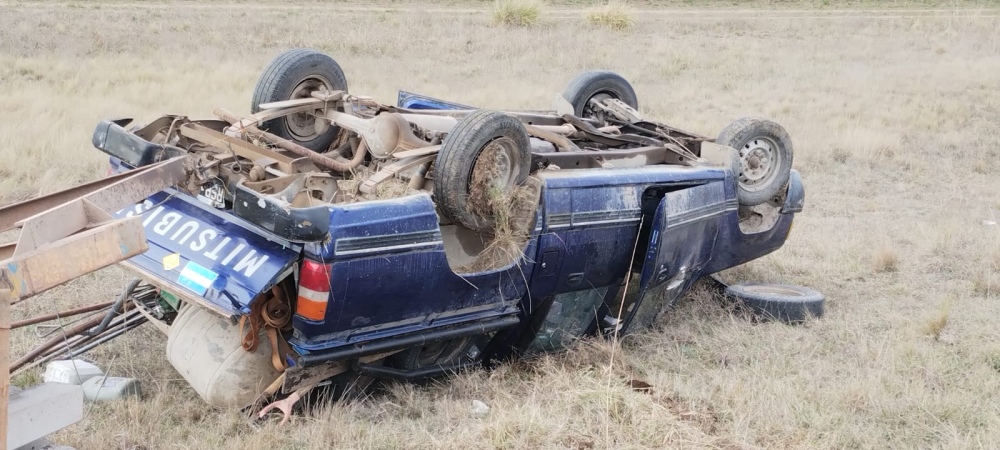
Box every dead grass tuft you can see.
[458,146,538,272]
[972,268,995,297]
[585,0,635,31]
[872,245,900,272]
[373,176,413,199]
[492,0,543,27]
[922,299,952,340]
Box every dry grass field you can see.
[2,1,1000,449]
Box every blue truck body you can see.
[108,91,804,370]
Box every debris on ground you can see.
[43,360,103,386]
[470,399,490,415]
[82,376,141,402]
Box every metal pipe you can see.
[11,292,142,372]
[65,315,147,359]
[85,278,140,337]
[295,316,520,367]
[11,301,114,330]
[14,312,147,376]
[524,124,578,152]
[34,309,142,361]
[11,313,107,371]
[215,109,365,172]
[531,124,576,135]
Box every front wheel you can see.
[716,117,794,206]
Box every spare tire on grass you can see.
[434,110,531,232]
[251,49,347,152]
[724,283,825,324]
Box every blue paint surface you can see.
[112,189,300,315]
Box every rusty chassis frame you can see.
[99,90,720,214]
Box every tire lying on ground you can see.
[716,117,794,206]
[434,110,531,232]
[251,49,347,152]
[561,70,639,121]
[724,283,825,323]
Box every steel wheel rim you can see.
[284,75,333,141]
[738,136,781,193]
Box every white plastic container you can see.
[43,359,104,385]
[82,376,141,401]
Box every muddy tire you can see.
[716,118,793,206]
[561,70,638,119]
[390,337,476,370]
[725,283,824,323]
[251,49,347,152]
[434,110,530,232]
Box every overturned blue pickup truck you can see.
[93,49,814,412]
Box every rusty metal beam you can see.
[0,162,165,233]
[10,158,186,258]
[0,242,13,261]
[1,216,148,300]
[212,110,357,172]
[179,122,296,173]
[11,300,114,330]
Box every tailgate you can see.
[115,189,301,316]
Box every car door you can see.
[621,181,727,332]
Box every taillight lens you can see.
[297,260,331,322]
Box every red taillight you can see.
[297,260,331,322]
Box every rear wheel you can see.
[434,110,531,232]
[251,49,347,152]
[561,70,638,121]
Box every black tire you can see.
[390,337,475,370]
[725,283,824,323]
[434,110,531,232]
[716,117,793,206]
[561,70,638,119]
[251,49,347,152]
